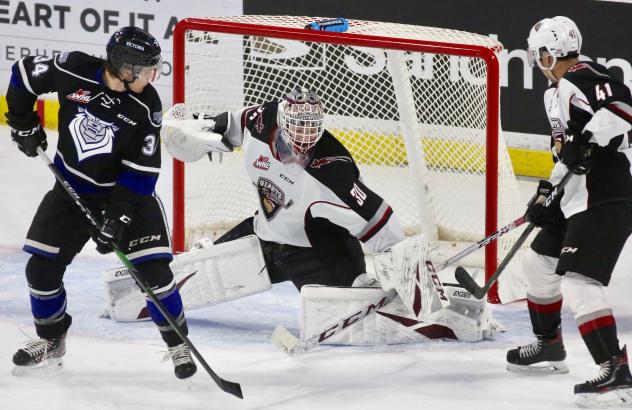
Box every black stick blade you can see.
[220,380,243,399]
[455,267,486,300]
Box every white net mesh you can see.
[175,16,523,261]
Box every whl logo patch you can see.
[67,89,97,104]
[253,155,270,170]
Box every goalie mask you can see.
[277,87,325,161]
[107,26,162,83]
[527,16,582,73]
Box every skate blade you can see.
[507,361,569,375]
[575,388,632,408]
[11,357,63,377]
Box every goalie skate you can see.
[12,334,66,376]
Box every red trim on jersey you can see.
[608,103,632,123]
[359,206,393,242]
[268,125,280,160]
[241,107,253,132]
[578,315,616,337]
[527,298,562,313]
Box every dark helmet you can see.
[106,26,162,81]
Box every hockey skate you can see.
[12,333,66,376]
[574,346,632,408]
[506,328,568,374]
[164,343,197,380]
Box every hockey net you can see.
[171,16,525,302]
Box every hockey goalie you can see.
[103,87,502,350]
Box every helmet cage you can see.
[277,89,324,158]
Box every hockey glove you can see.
[192,111,230,135]
[6,111,47,157]
[561,120,593,175]
[524,180,564,228]
[93,203,133,254]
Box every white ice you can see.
[1,126,631,410]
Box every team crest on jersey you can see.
[310,155,352,168]
[257,177,285,220]
[69,107,119,161]
[253,155,270,170]
[66,89,95,104]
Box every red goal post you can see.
[171,16,521,303]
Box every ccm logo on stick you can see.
[317,296,390,343]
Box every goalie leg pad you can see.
[371,234,450,321]
[103,235,271,321]
[300,285,502,345]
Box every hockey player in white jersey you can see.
[506,16,632,407]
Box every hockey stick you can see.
[272,215,527,355]
[271,290,397,355]
[455,170,574,300]
[36,147,243,399]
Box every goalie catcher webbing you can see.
[103,235,270,321]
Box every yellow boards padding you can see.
[330,129,554,179]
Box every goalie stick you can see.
[36,147,243,399]
[272,213,528,355]
[272,290,397,355]
[455,170,574,300]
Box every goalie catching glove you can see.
[162,103,233,162]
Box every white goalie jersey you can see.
[220,101,405,253]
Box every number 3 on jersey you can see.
[142,134,157,155]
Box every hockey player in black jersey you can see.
[6,27,196,379]
[506,16,632,407]
[196,87,405,289]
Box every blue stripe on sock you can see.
[30,288,66,320]
[146,288,183,326]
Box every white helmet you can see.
[527,16,582,71]
[277,87,324,159]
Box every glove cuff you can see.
[6,111,40,129]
